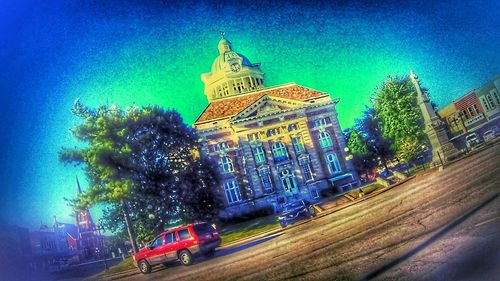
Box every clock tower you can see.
[201,33,265,102]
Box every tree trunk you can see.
[121,199,138,253]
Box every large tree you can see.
[347,107,393,177]
[372,76,426,162]
[60,101,222,247]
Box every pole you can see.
[436,150,444,166]
[96,224,108,271]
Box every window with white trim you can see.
[272,141,288,162]
[219,156,234,173]
[319,131,333,148]
[300,161,313,181]
[326,153,341,175]
[492,90,500,106]
[292,136,305,154]
[253,146,266,165]
[224,180,242,204]
[259,169,273,192]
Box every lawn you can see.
[218,215,280,246]
[103,256,135,275]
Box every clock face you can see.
[231,63,241,72]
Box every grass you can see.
[346,183,384,198]
[104,257,135,275]
[219,215,280,246]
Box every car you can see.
[483,129,497,143]
[465,132,483,150]
[278,200,316,228]
[133,222,221,274]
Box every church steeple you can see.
[201,33,265,102]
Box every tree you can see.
[372,76,426,162]
[60,101,222,248]
[346,107,394,177]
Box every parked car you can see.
[483,129,497,143]
[465,132,483,149]
[278,200,316,228]
[133,222,221,274]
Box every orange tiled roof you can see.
[195,84,328,123]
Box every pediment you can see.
[230,95,308,122]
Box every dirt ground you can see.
[119,143,500,281]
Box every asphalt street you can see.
[114,142,499,281]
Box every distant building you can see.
[438,76,500,135]
[476,76,500,120]
[194,35,358,219]
[75,177,101,261]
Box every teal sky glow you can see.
[1,0,499,229]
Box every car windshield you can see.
[193,223,215,235]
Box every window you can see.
[281,170,298,195]
[487,94,496,109]
[219,156,234,173]
[150,236,163,249]
[259,169,273,192]
[314,118,329,127]
[165,232,175,244]
[292,137,305,154]
[272,141,288,162]
[300,161,313,181]
[288,123,298,132]
[482,97,491,111]
[319,131,333,148]
[473,104,480,114]
[224,180,242,204]
[267,128,280,137]
[215,142,229,152]
[178,229,191,240]
[248,133,259,141]
[492,90,500,106]
[326,153,341,175]
[253,146,266,165]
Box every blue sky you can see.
[0,0,499,230]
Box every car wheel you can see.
[280,220,287,228]
[179,250,193,266]
[138,259,152,274]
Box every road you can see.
[118,143,500,281]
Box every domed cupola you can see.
[201,32,265,103]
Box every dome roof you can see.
[210,52,253,73]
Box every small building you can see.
[438,76,500,135]
[194,35,358,219]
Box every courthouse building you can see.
[194,35,358,218]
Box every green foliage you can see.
[60,100,222,244]
[346,107,394,177]
[372,76,426,162]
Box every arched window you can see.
[326,153,341,175]
[319,131,333,148]
[292,136,305,154]
[219,156,234,173]
[272,141,288,162]
[281,170,298,195]
[253,146,266,165]
[224,180,242,204]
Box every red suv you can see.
[133,222,221,274]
